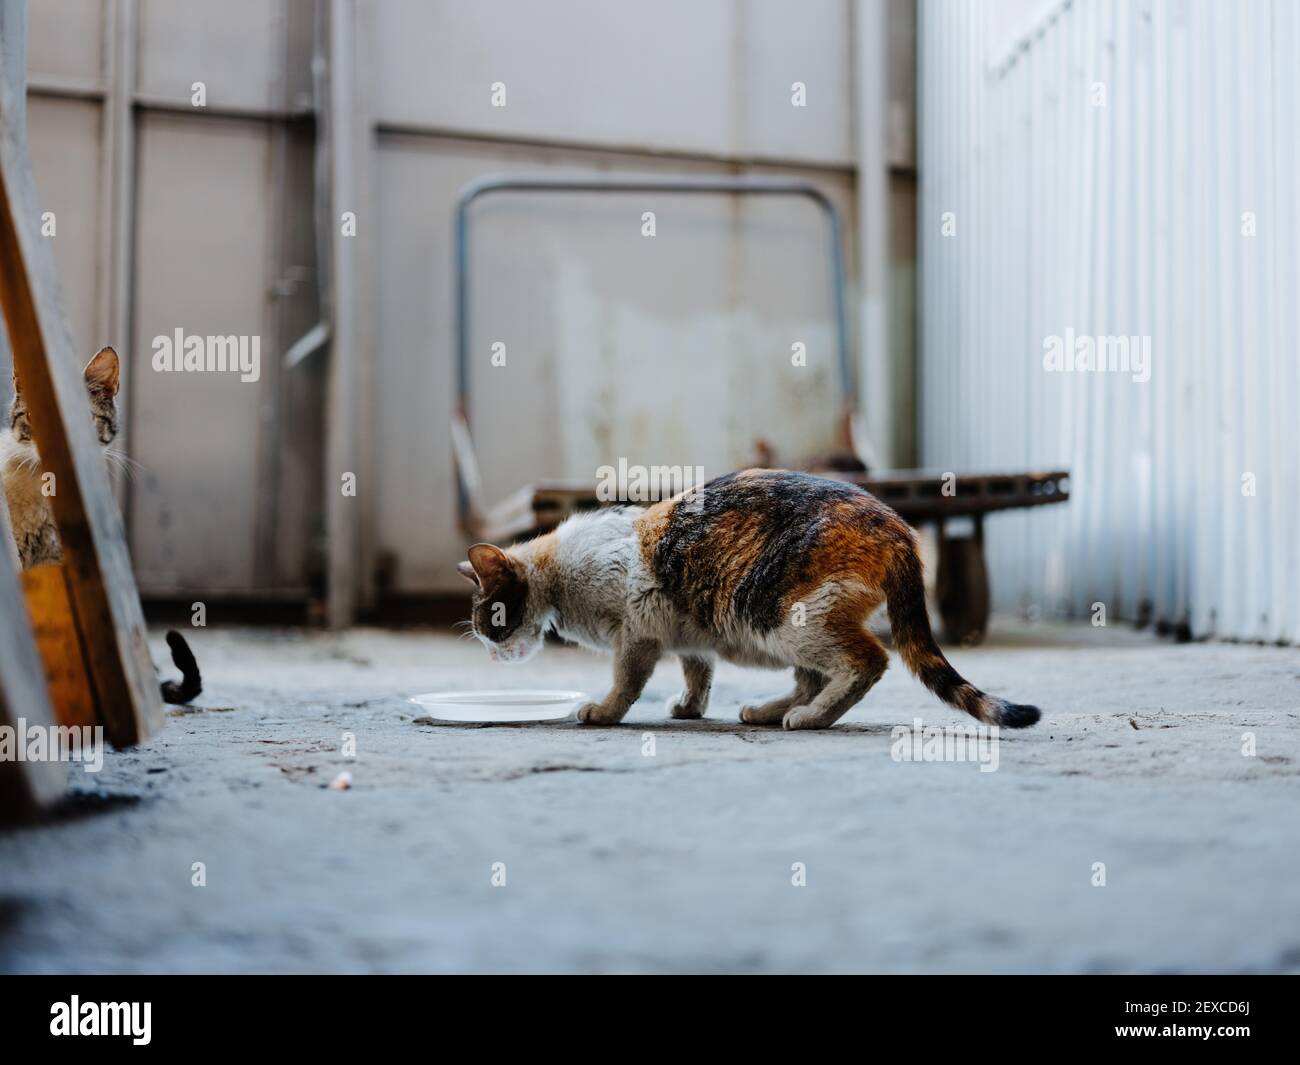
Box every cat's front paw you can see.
[666,692,704,720]
[576,702,621,726]
[781,705,827,731]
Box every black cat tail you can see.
[160,630,202,704]
[883,546,1040,729]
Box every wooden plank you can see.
[0,0,22,390]
[21,564,96,730]
[0,481,65,812]
[482,469,1071,544]
[0,39,162,747]
[0,0,62,814]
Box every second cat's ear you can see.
[84,346,120,396]
[456,560,479,586]
[465,543,515,589]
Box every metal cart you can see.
[449,174,1069,644]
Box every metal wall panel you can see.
[270,121,325,591]
[374,135,855,592]
[136,0,283,110]
[26,0,104,84]
[25,97,101,358]
[368,0,854,165]
[15,0,865,605]
[5,0,106,399]
[16,1,322,600]
[128,114,274,595]
[919,0,1300,643]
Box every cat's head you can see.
[9,346,120,445]
[457,542,546,663]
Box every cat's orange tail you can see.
[882,545,1040,728]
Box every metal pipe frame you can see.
[452,172,856,530]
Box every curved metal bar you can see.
[452,172,855,531]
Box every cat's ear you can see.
[84,346,120,396]
[465,542,515,589]
[456,560,479,586]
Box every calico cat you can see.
[459,469,1040,730]
[2,347,202,704]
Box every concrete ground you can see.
[1,620,1297,974]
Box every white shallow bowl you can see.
[409,690,588,723]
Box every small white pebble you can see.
[329,770,353,790]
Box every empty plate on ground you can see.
[409,690,587,723]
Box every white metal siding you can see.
[919,0,1300,643]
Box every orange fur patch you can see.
[635,498,676,569]
[779,496,913,620]
[518,530,558,574]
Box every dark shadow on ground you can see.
[0,791,143,838]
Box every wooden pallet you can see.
[831,469,1069,521]
[479,469,1070,544]
[0,15,161,818]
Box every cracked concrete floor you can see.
[1,620,1298,974]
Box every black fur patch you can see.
[160,630,202,704]
[473,573,528,644]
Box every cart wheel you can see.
[937,536,989,646]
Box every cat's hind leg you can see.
[739,666,826,725]
[666,654,713,719]
[577,636,661,726]
[782,632,888,731]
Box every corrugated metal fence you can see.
[919,0,1299,643]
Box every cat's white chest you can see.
[550,612,616,653]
